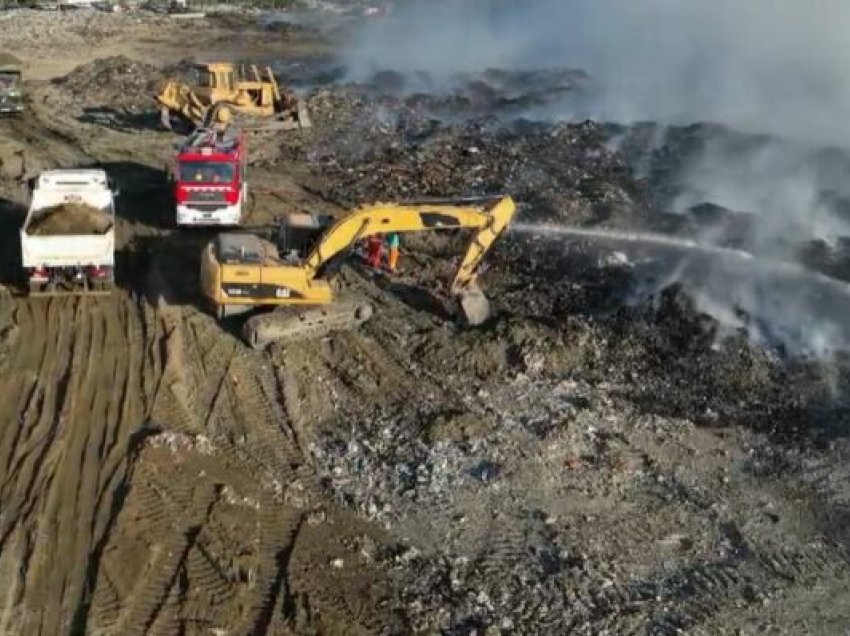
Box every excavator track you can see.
[243,299,374,350]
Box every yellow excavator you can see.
[153,62,311,131]
[199,195,517,348]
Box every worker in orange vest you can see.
[386,232,400,272]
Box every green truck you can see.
[0,54,23,115]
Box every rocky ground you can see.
[0,8,848,635]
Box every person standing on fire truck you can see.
[211,105,232,137]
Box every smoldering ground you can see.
[346,0,850,143]
[341,0,850,356]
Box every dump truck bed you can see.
[20,170,116,269]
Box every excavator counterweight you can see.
[199,195,517,348]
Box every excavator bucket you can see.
[455,282,491,326]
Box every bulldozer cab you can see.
[194,63,279,110]
[194,63,235,93]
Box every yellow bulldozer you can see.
[153,62,311,132]
[199,195,517,348]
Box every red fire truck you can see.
[169,127,247,227]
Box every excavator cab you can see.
[215,233,265,265]
[276,212,334,261]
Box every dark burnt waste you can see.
[294,64,850,633]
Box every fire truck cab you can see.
[169,127,247,227]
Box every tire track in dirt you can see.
[0,298,75,555]
[109,464,222,636]
[180,314,311,632]
[183,313,239,433]
[77,307,311,633]
[0,282,418,633]
[0,298,73,634]
[156,308,402,632]
[0,294,164,635]
[0,300,63,497]
[559,537,850,635]
[183,313,306,484]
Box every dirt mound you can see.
[56,55,158,111]
[0,9,169,52]
[27,202,112,236]
[262,18,320,37]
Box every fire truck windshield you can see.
[180,161,235,184]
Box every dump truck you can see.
[21,169,118,295]
[153,62,311,132]
[0,54,23,115]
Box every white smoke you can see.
[349,0,850,144]
[673,135,850,250]
[343,0,850,356]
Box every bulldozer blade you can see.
[457,288,491,326]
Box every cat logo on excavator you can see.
[153,62,312,132]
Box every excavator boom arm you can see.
[303,195,516,291]
[447,196,515,293]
